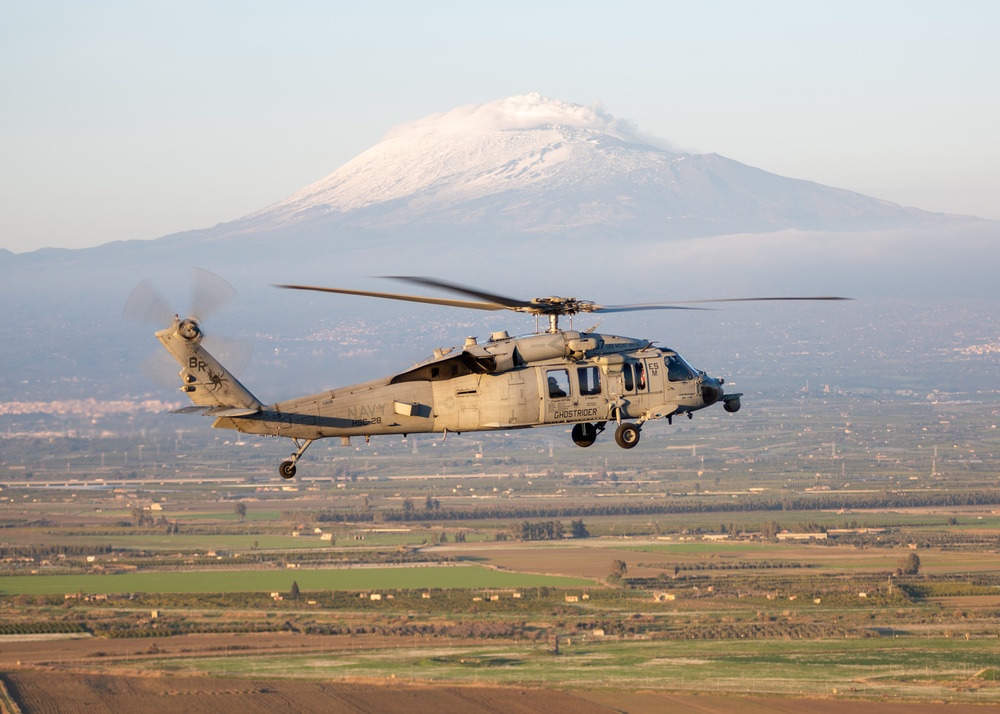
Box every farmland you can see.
[2,388,1000,710]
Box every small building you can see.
[776,532,828,541]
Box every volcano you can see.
[226,93,951,240]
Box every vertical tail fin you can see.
[155,317,262,413]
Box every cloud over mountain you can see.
[383,94,645,141]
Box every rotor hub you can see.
[177,318,202,341]
[524,297,598,316]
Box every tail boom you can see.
[155,317,262,412]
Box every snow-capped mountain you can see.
[2,94,997,403]
[234,93,950,238]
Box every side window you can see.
[577,366,601,396]
[635,362,646,391]
[546,369,570,398]
[623,363,634,391]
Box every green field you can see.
[28,531,455,551]
[0,565,594,595]
[154,636,1000,702]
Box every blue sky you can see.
[2,1,998,253]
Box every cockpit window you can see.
[666,354,697,382]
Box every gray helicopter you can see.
[138,275,847,479]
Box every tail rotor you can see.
[124,270,253,389]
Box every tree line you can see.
[289,489,1000,524]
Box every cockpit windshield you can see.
[665,353,697,382]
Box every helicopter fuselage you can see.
[209,329,739,445]
[143,274,849,479]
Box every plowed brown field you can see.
[1,672,993,714]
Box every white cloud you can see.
[383,93,670,148]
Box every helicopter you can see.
[139,275,847,479]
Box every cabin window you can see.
[577,366,601,396]
[546,369,570,398]
[623,364,634,391]
[635,362,646,390]
[666,355,697,382]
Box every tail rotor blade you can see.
[203,334,253,377]
[140,349,183,390]
[190,268,237,322]
[123,279,174,326]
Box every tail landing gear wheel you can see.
[279,438,313,479]
[572,422,597,447]
[614,422,640,449]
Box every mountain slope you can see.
[229,94,954,238]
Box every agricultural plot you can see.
[0,564,593,595]
[8,671,993,714]
[152,637,1000,703]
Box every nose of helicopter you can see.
[701,375,723,406]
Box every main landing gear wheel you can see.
[572,422,597,448]
[614,422,640,449]
[279,461,297,479]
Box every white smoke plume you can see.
[384,93,673,148]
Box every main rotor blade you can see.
[593,304,710,313]
[274,284,506,312]
[675,296,852,304]
[383,276,533,309]
[596,296,851,312]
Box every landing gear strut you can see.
[279,438,314,479]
